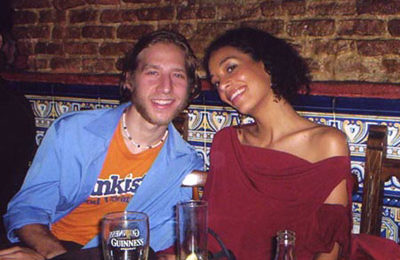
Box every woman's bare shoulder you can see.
[309,125,349,158]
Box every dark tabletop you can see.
[51,246,157,260]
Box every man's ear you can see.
[124,72,135,92]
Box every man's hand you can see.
[157,254,176,260]
[0,246,45,260]
[15,224,67,259]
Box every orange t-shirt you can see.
[51,120,162,245]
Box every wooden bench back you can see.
[360,125,400,237]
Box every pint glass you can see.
[101,211,149,260]
[177,200,208,260]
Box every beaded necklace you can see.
[122,110,168,149]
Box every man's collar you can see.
[84,102,129,141]
[84,102,191,158]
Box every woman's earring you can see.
[238,113,246,125]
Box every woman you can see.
[202,27,353,260]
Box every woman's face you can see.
[208,46,273,115]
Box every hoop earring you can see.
[238,113,246,125]
[273,94,280,103]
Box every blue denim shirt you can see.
[4,103,203,251]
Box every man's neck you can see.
[122,106,168,154]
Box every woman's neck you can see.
[239,100,307,148]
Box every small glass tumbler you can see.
[101,211,149,260]
[177,200,208,260]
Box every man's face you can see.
[129,42,190,126]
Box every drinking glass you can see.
[102,211,149,260]
[177,200,208,260]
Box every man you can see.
[0,30,203,259]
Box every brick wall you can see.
[10,0,400,82]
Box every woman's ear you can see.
[258,61,269,75]
[257,60,265,70]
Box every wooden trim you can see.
[309,81,400,100]
[2,71,400,99]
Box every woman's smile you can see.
[227,86,246,104]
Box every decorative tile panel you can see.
[15,86,400,243]
[28,95,119,145]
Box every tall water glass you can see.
[177,200,208,260]
[102,211,149,260]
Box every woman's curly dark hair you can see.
[203,27,310,103]
[120,30,201,103]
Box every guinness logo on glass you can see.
[109,229,144,250]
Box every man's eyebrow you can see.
[140,64,159,71]
[172,67,186,73]
[140,64,186,73]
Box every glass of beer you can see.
[102,211,149,260]
[177,200,208,260]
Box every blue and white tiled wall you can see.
[9,81,400,242]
